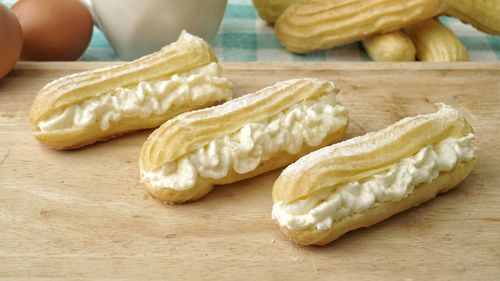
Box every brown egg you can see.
[0,5,23,79]
[12,0,93,61]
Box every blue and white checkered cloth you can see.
[2,0,499,61]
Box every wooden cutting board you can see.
[0,62,499,280]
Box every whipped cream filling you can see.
[141,93,348,191]
[38,62,233,132]
[272,133,476,231]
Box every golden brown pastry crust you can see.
[29,31,229,149]
[140,78,342,171]
[272,104,476,245]
[252,0,302,24]
[405,18,469,62]
[140,78,349,204]
[362,30,416,61]
[443,0,500,35]
[147,125,347,204]
[275,0,444,53]
[280,159,476,246]
[30,32,216,125]
[33,105,206,149]
[273,104,472,204]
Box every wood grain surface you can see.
[0,62,499,280]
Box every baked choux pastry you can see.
[140,78,349,204]
[29,31,233,149]
[252,0,302,24]
[443,0,500,35]
[272,104,477,245]
[275,0,444,53]
[405,18,469,62]
[362,30,417,61]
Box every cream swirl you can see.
[37,63,233,132]
[141,93,348,190]
[272,133,476,231]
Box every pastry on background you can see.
[362,30,417,62]
[272,104,477,246]
[140,78,349,204]
[29,31,233,149]
[275,0,444,53]
[405,18,469,62]
[443,0,500,35]
[252,0,302,24]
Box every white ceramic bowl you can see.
[90,0,227,60]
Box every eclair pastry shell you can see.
[280,159,476,245]
[275,0,444,53]
[147,125,347,204]
[29,31,230,149]
[140,78,349,204]
[33,107,200,149]
[272,104,476,245]
[273,104,473,204]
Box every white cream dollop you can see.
[272,133,476,231]
[37,62,233,132]
[141,93,348,191]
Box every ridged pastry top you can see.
[36,63,233,132]
[275,0,444,52]
[140,92,348,190]
[252,0,301,23]
[273,103,474,204]
[29,31,217,126]
[272,133,475,230]
[404,19,469,62]
[140,79,341,171]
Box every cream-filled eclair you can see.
[29,31,233,149]
[139,78,349,204]
[272,104,476,246]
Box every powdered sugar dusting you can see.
[172,78,337,125]
[282,103,460,176]
[40,31,209,97]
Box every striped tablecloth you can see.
[2,0,499,61]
